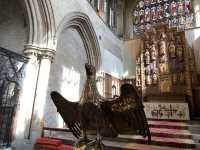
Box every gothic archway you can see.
[56,12,101,70]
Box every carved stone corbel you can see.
[23,45,56,62]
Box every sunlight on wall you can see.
[102,49,123,78]
[122,71,129,78]
[96,71,105,97]
[57,114,65,128]
[34,59,51,123]
[110,71,120,79]
[15,57,38,138]
[60,66,80,102]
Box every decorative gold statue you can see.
[152,72,158,84]
[159,63,168,74]
[172,73,177,84]
[169,41,176,58]
[179,72,185,84]
[159,40,167,56]
[144,50,150,65]
[145,65,151,75]
[151,44,157,60]
[177,46,184,61]
[146,75,152,85]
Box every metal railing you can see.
[0,47,28,147]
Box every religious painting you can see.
[160,77,172,93]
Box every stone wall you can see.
[0,0,28,54]
[123,38,142,78]
[45,28,88,127]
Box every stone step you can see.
[148,120,188,130]
[104,141,195,150]
[36,120,196,149]
[112,135,195,149]
[150,127,193,139]
[51,130,195,149]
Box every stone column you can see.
[13,45,55,147]
[29,48,55,140]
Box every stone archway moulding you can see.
[56,12,101,70]
[22,0,56,51]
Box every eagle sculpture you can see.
[51,63,151,149]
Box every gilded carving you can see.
[144,50,150,65]
[160,79,171,93]
[135,25,195,104]
[146,75,152,85]
[152,72,158,84]
[159,40,167,56]
[151,44,157,60]
[177,45,184,61]
[169,41,176,58]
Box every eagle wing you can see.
[50,91,81,138]
[110,96,151,140]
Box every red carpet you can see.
[34,137,73,150]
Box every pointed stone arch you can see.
[22,0,56,50]
[56,12,101,70]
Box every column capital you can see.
[23,45,56,62]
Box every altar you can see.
[144,102,190,120]
[135,25,198,119]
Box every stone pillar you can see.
[13,45,55,148]
[29,48,55,140]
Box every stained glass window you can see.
[133,0,194,34]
